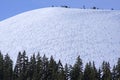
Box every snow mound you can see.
[0,7,120,67]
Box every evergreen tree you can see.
[83,62,91,80]
[83,62,98,80]
[97,68,102,80]
[3,54,13,80]
[27,54,36,80]
[70,56,83,80]
[64,64,69,80]
[57,60,66,80]
[92,62,98,80]
[112,65,117,80]
[116,58,120,79]
[19,51,28,80]
[101,61,112,80]
[32,53,43,80]
[41,54,49,80]
[69,65,73,80]
[1,51,120,80]
[13,52,21,80]
[0,52,3,80]
[13,51,28,80]
[48,56,58,80]
[92,6,97,9]
[83,62,89,80]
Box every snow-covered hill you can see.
[0,7,120,67]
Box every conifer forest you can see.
[0,51,120,80]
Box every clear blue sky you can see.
[0,0,120,21]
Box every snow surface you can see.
[0,7,120,67]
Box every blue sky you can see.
[0,0,120,21]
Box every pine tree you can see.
[2,52,120,80]
[3,54,13,80]
[84,62,88,80]
[19,51,28,80]
[97,68,102,80]
[83,62,98,80]
[116,58,120,79]
[13,51,28,80]
[27,54,36,80]
[92,62,98,80]
[48,56,58,80]
[70,56,83,80]
[57,60,66,80]
[32,53,43,80]
[112,65,117,80]
[101,61,112,80]
[0,52,3,80]
[83,62,92,80]
[41,54,49,80]
[13,52,21,80]
[92,6,97,9]
[69,65,73,80]
[64,64,69,80]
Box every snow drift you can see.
[0,7,120,67]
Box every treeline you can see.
[0,51,120,80]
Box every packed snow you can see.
[0,7,120,67]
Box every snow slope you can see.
[0,7,120,67]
